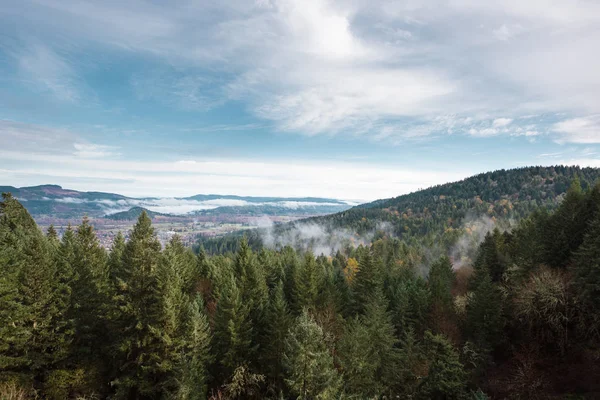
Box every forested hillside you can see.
[2,175,600,398]
[200,166,600,256]
[310,165,600,238]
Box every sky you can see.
[1,0,600,201]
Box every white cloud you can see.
[14,44,83,102]
[553,116,600,144]
[0,120,118,159]
[2,0,600,143]
[493,118,513,128]
[0,136,472,200]
[73,143,119,158]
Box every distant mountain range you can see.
[0,185,354,219]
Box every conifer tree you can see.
[545,178,586,267]
[111,211,164,398]
[339,289,400,397]
[212,278,255,383]
[260,280,292,391]
[465,270,504,353]
[46,225,59,245]
[160,235,212,398]
[351,248,381,315]
[419,331,467,400]
[0,194,71,386]
[283,309,340,400]
[294,253,319,312]
[428,256,457,335]
[70,218,109,369]
[574,209,600,338]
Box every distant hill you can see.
[0,185,352,219]
[104,207,168,221]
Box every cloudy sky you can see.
[1,0,599,200]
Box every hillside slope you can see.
[306,165,600,238]
[199,166,600,254]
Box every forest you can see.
[2,175,600,399]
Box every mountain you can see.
[306,166,600,239]
[0,185,353,219]
[199,166,600,254]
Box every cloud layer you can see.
[2,0,599,143]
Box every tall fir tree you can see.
[212,277,256,384]
[260,280,292,392]
[294,253,319,312]
[0,194,72,387]
[283,309,340,400]
[419,331,467,400]
[111,211,165,398]
[339,289,400,397]
[351,247,382,315]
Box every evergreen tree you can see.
[351,248,381,315]
[575,206,600,331]
[283,309,340,400]
[0,194,71,386]
[212,278,255,383]
[46,225,59,244]
[339,289,400,397]
[465,270,504,353]
[160,235,211,398]
[545,178,586,267]
[260,281,292,392]
[70,218,109,370]
[294,253,319,312]
[111,211,165,398]
[419,331,467,400]
[428,256,457,335]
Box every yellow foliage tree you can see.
[344,258,359,284]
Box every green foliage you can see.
[338,290,400,397]
[212,279,255,382]
[0,193,72,386]
[4,171,600,399]
[419,331,467,400]
[283,309,340,400]
[574,209,600,338]
[465,270,504,353]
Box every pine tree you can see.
[160,235,211,398]
[428,256,457,335]
[283,309,340,400]
[465,270,504,353]
[339,289,400,397]
[351,248,381,315]
[46,225,59,245]
[545,178,586,267]
[294,253,319,312]
[70,218,109,369]
[260,281,292,392]
[397,327,425,398]
[472,230,507,285]
[0,194,71,386]
[111,211,164,398]
[419,331,467,400]
[212,278,255,383]
[574,209,600,338]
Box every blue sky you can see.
[1,0,599,200]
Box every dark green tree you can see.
[110,211,165,398]
[418,331,467,400]
[0,194,72,387]
[283,309,340,399]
